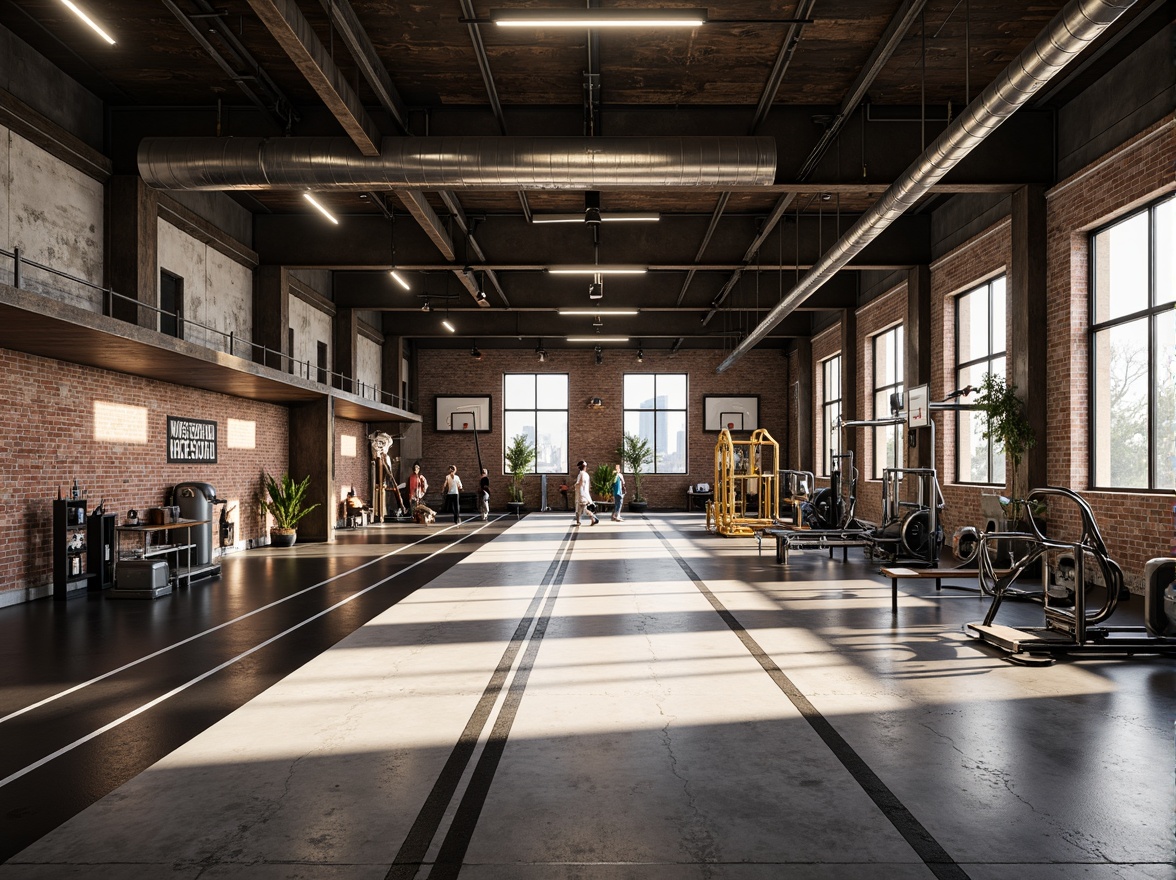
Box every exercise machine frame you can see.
[967,486,1176,663]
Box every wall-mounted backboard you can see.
[435,396,492,432]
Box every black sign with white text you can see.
[167,416,218,464]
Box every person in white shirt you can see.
[573,460,598,526]
[442,465,463,523]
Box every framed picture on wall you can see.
[703,395,760,432]
[435,396,492,432]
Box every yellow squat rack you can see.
[707,427,780,536]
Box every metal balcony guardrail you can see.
[0,245,413,412]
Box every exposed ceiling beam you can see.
[244,0,381,155]
[315,0,409,134]
[161,0,296,132]
[718,0,1141,372]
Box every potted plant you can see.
[974,373,1041,526]
[262,471,319,547]
[505,433,536,512]
[591,463,616,515]
[617,432,653,513]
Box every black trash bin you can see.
[174,481,218,567]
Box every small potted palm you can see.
[617,432,653,513]
[505,433,536,513]
[263,471,319,547]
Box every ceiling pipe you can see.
[717,0,1139,373]
[138,136,777,191]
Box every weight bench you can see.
[880,566,1011,613]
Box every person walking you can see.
[443,465,463,523]
[479,467,490,521]
[573,460,598,526]
[611,463,626,521]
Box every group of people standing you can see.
[407,458,628,527]
[407,462,491,524]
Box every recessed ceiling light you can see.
[303,193,339,225]
[60,0,116,44]
[491,8,706,28]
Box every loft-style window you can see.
[872,325,904,478]
[1091,193,1176,490]
[955,276,1007,484]
[820,355,842,476]
[623,374,687,473]
[503,373,569,474]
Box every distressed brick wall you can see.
[853,284,908,525]
[334,417,371,523]
[930,219,1013,542]
[0,347,287,604]
[416,348,790,511]
[1044,115,1176,585]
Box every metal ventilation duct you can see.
[717,0,1138,372]
[137,136,777,190]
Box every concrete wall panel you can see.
[7,131,103,310]
[158,219,252,355]
[357,335,381,401]
[289,293,332,382]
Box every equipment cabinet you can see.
[52,499,93,600]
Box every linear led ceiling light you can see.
[491,8,707,27]
[303,193,339,225]
[567,336,630,343]
[532,213,661,224]
[389,270,410,290]
[559,309,639,316]
[60,0,116,44]
[441,319,456,333]
[548,266,646,275]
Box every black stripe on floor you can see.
[647,521,973,880]
[385,527,576,880]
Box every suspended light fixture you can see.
[59,0,116,44]
[637,349,644,363]
[303,193,339,225]
[389,211,409,289]
[549,266,647,275]
[441,319,456,333]
[491,8,707,28]
[594,346,604,366]
[559,309,638,316]
[471,341,483,360]
[536,340,547,363]
[390,271,411,290]
[567,336,629,343]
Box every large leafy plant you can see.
[504,434,536,502]
[591,463,616,500]
[617,432,654,502]
[263,472,319,531]
[974,373,1038,521]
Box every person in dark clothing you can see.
[479,468,490,520]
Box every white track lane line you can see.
[0,516,508,727]
[0,519,503,791]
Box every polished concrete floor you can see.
[0,512,1172,879]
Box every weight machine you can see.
[759,385,967,566]
[707,427,780,537]
[967,486,1176,664]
